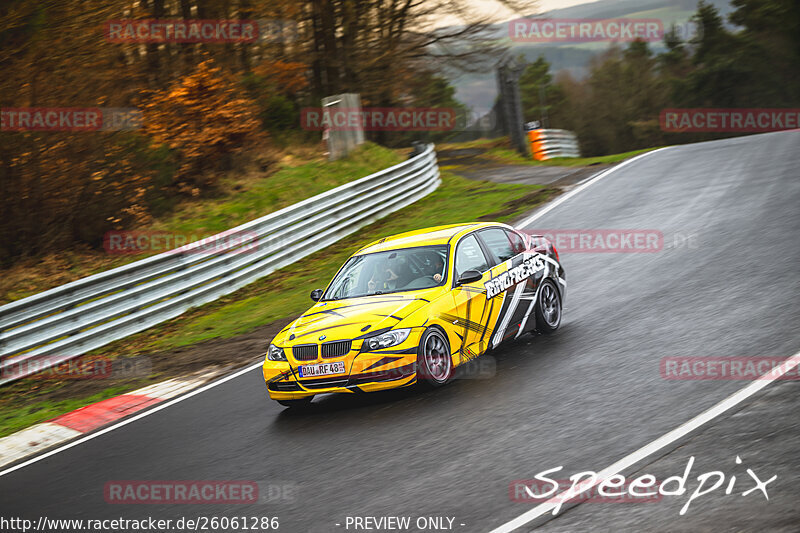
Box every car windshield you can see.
[323,245,448,300]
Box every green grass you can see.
[0,152,559,438]
[0,384,139,438]
[482,145,661,167]
[108,171,554,353]
[149,142,403,236]
[0,143,403,304]
[439,137,661,168]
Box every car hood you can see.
[275,293,436,346]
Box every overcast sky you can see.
[453,0,601,25]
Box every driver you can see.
[368,260,400,292]
[428,255,445,283]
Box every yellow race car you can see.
[263,222,565,407]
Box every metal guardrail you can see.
[0,144,440,384]
[527,129,581,161]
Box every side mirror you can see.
[310,289,324,302]
[456,269,482,286]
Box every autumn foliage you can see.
[142,59,267,194]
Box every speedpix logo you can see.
[484,256,545,299]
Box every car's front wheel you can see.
[277,397,313,409]
[534,279,562,334]
[417,327,453,387]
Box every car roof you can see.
[354,222,507,255]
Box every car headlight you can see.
[267,343,287,361]
[363,328,411,351]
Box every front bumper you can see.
[262,328,422,400]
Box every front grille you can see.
[292,344,318,361]
[300,378,349,390]
[321,340,351,358]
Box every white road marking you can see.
[0,361,263,478]
[0,146,716,480]
[489,350,800,532]
[515,148,670,229]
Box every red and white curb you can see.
[0,370,220,469]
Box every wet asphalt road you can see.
[1,131,798,533]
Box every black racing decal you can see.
[293,322,361,339]
[363,347,417,355]
[362,356,404,371]
[267,370,293,384]
[354,326,395,340]
[296,314,333,324]
[491,291,513,342]
[349,363,417,383]
[436,313,488,336]
[461,294,471,358]
[299,309,345,320]
[301,298,410,317]
[484,255,546,299]
[479,297,495,346]
[374,314,403,321]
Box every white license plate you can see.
[298,361,346,378]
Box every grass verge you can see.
[0,169,559,438]
[0,142,402,304]
[438,137,661,167]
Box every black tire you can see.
[534,279,562,334]
[416,327,453,387]
[277,397,313,408]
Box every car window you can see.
[324,245,448,300]
[478,228,516,265]
[454,234,489,278]
[506,229,526,255]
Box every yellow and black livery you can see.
[263,222,565,407]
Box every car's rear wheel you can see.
[277,397,313,408]
[534,279,562,334]
[417,327,453,386]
